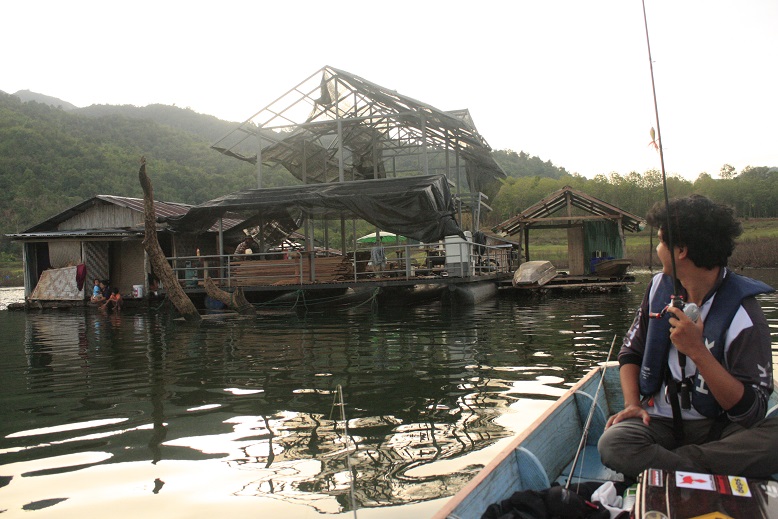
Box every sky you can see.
[3,0,777,180]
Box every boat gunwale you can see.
[434,362,618,519]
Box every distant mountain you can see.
[8,91,238,144]
[12,89,79,111]
[7,90,572,179]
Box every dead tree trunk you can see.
[138,157,201,322]
[204,277,256,315]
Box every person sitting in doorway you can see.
[100,280,111,299]
[90,279,105,303]
[101,287,122,313]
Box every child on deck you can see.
[101,287,122,313]
[90,279,104,303]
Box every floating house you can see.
[8,67,518,308]
[493,186,645,291]
[161,66,516,306]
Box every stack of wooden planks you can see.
[229,256,353,286]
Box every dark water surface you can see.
[1,270,777,518]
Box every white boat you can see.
[512,260,557,287]
[434,362,778,519]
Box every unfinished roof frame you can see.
[211,66,505,232]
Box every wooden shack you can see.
[493,187,645,276]
[6,195,243,301]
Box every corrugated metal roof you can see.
[96,195,192,219]
[16,195,245,235]
[7,229,145,240]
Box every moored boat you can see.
[434,362,778,519]
[512,260,558,287]
[593,258,632,278]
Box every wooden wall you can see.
[59,204,140,231]
[567,225,585,276]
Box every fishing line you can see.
[641,0,680,294]
[565,334,618,491]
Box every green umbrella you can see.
[356,231,403,244]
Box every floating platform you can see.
[500,272,637,293]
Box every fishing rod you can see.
[641,0,678,292]
[565,334,618,490]
[641,0,698,410]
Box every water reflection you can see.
[1,270,776,516]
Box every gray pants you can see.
[598,416,778,479]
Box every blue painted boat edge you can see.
[439,362,778,519]
[434,362,620,519]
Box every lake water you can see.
[1,270,777,518]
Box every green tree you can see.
[719,164,737,179]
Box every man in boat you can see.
[598,194,778,480]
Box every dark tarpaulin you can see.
[163,175,465,244]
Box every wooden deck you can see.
[500,273,637,293]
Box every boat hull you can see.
[436,364,778,519]
[435,362,623,519]
[512,261,557,287]
[593,258,631,277]
[442,280,498,306]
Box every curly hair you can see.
[646,194,742,269]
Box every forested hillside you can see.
[0,92,296,254]
[75,103,241,143]
[492,149,570,179]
